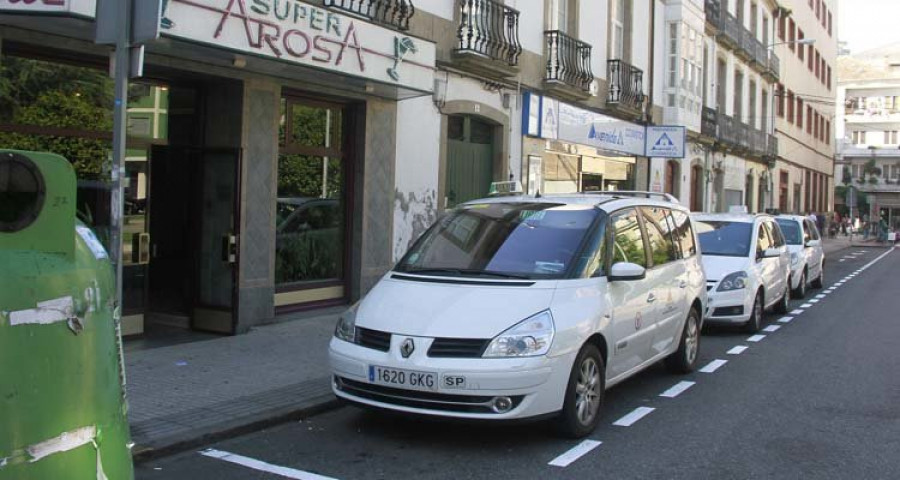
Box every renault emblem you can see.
[400,338,415,358]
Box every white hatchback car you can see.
[693,213,792,332]
[330,192,706,437]
[775,215,825,299]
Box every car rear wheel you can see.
[557,344,604,438]
[665,307,701,374]
[744,291,763,333]
[792,270,807,299]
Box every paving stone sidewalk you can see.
[124,308,343,460]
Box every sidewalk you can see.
[823,234,894,255]
[125,308,343,460]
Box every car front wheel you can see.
[665,307,701,373]
[811,262,824,289]
[792,270,807,299]
[745,291,763,333]
[775,276,791,313]
[557,344,605,438]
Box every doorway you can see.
[447,115,495,207]
[146,145,241,335]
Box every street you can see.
[135,245,900,480]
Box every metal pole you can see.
[109,0,132,319]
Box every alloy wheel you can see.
[574,357,602,426]
[684,313,699,365]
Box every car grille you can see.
[427,338,490,358]
[712,306,744,317]
[356,328,391,352]
[335,377,524,414]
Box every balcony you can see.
[737,121,750,150]
[324,0,414,31]
[736,27,754,61]
[751,38,767,68]
[705,0,722,32]
[718,114,737,146]
[544,30,593,100]
[717,13,740,49]
[606,59,644,116]
[765,134,778,165]
[748,128,766,156]
[702,106,718,139]
[453,0,522,78]
[764,51,780,81]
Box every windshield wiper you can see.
[402,268,531,280]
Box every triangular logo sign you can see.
[655,133,674,147]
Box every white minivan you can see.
[329,192,706,437]
[693,213,792,332]
[775,215,825,299]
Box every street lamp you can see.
[768,38,816,49]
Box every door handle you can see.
[679,280,687,289]
[647,293,657,303]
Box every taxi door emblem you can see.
[400,338,415,358]
[635,311,643,330]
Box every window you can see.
[734,70,744,119]
[798,30,805,60]
[776,218,803,245]
[665,160,679,196]
[815,0,820,18]
[826,120,831,144]
[641,207,677,266]
[851,130,865,145]
[557,0,578,35]
[768,221,786,247]
[776,84,785,117]
[667,23,678,88]
[808,45,814,71]
[806,106,812,134]
[611,208,648,268]
[885,131,898,145]
[813,112,819,139]
[797,97,803,128]
[827,66,832,90]
[670,210,697,258]
[779,170,789,212]
[828,11,832,36]
[815,50,820,78]
[756,222,773,255]
[778,14,785,40]
[788,19,796,51]
[610,0,630,60]
[695,220,753,256]
[786,90,794,122]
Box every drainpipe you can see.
[644,0,657,190]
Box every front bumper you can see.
[329,336,575,420]
[705,287,754,324]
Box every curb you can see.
[131,396,342,463]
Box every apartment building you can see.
[771,0,837,214]
[835,43,900,230]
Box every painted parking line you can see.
[815,294,826,299]
[747,334,766,342]
[699,359,728,373]
[801,303,814,308]
[613,407,655,427]
[200,449,338,480]
[824,289,835,293]
[839,259,846,262]
[763,325,781,332]
[790,309,804,315]
[778,316,794,323]
[660,381,696,398]
[727,345,749,355]
[808,299,820,303]
[548,440,603,467]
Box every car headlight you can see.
[791,252,800,266]
[717,271,748,292]
[334,303,358,343]
[483,310,555,358]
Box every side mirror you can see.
[609,262,646,281]
[806,239,821,248]
[762,248,781,259]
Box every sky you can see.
[837,0,900,54]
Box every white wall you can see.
[580,0,608,79]
[393,96,441,261]
[507,0,545,55]
[416,1,455,21]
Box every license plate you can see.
[368,365,438,391]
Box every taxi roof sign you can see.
[489,181,524,196]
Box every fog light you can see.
[491,396,513,413]
[334,376,344,390]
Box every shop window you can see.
[276,97,346,288]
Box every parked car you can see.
[329,191,706,437]
[693,213,792,332]
[775,215,825,298]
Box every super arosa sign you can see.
[162,0,435,92]
[0,0,95,17]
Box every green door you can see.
[447,115,494,207]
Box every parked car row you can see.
[328,189,825,438]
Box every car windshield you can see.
[395,202,600,280]
[695,220,753,257]
[776,219,802,245]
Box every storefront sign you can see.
[646,126,686,158]
[0,0,94,17]
[161,0,435,92]
[523,93,645,157]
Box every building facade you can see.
[834,43,900,230]
[771,0,837,215]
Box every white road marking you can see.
[778,316,794,323]
[790,309,804,315]
[548,440,603,467]
[839,259,846,262]
[727,345,749,355]
[763,325,781,332]
[825,289,834,293]
[747,334,766,342]
[660,381,696,398]
[699,359,728,373]
[199,449,338,480]
[808,299,820,303]
[613,407,655,427]
[815,294,826,299]
[801,303,813,308]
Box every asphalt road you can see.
[137,246,900,480]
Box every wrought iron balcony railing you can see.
[705,0,721,29]
[749,128,766,155]
[720,13,740,47]
[324,0,414,31]
[545,30,593,91]
[718,114,737,145]
[607,59,644,109]
[702,106,718,138]
[737,121,751,150]
[456,0,522,66]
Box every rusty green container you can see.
[0,150,134,480]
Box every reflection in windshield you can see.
[776,219,802,245]
[695,220,753,257]
[395,202,600,279]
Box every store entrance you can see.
[146,146,241,335]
